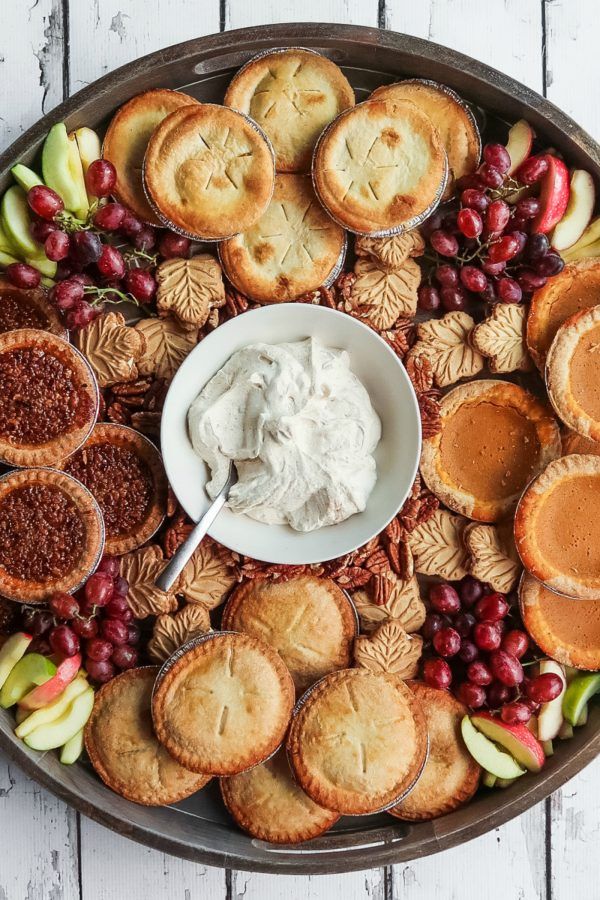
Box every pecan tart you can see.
[0,467,104,603]
[0,329,98,467]
[85,667,210,805]
[61,423,168,555]
[420,380,561,522]
[0,279,67,338]
[546,305,600,442]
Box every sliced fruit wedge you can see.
[558,721,574,740]
[542,739,554,756]
[471,712,545,773]
[25,255,57,278]
[532,155,570,234]
[0,218,21,256]
[11,164,44,193]
[16,675,89,738]
[71,127,101,204]
[42,123,89,219]
[482,771,497,788]
[506,119,534,174]
[551,169,595,250]
[20,653,82,710]
[0,653,56,709]
[496,777,519,789]
[0,633,32,690]
[24,685,94,751]
[563,673,600,726]
[0,250,20,268]
[537,660,566,741]
[1,185,43,258]
[461,715,526,780]
[60,728,85,765]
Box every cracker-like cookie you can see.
[471,303,532,374]
[354,229,425,272]
[408,508,469,580]
[156,255,226,330]
[464,521,521,594]
[347,256,420,328]
[407,311,484,388]
[354,620,423,678]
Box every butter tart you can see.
[224,48,355,173]
[519,573,600,671]
[102,88,200,225]
[152,632,295,776]
[312,98,447,236]
[221,747,339,844]
[143,104,275,241]
[388,682,480,821]
[219,174,346,302]
[546,305,600,442]
[61,423,168,555]
[0,328,98,468]
[420,380,561,523]
[0,467,104,603]
[0,279,67,338]
[515,453,600,599]
[221,576,357,694]
[287,669,428,816]
[370,79,481,199]
[527,259,600,370]
[85,667,210,805]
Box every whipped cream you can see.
[188,337,381,532]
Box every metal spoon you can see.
[155,461,238,592]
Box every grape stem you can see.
[83,285,141,308]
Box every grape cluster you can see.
[418,142,565,313]
[21,555,139,684]
[421,578,563,724]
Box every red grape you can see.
[121,211,143,238]
[457,208,483,239]
[511,230,528,256]
[460,265,488,293]
[119,608,134,624]
[159,232,191,259]
[112,575,129,598]
[423,657,452,690]
[21,608,54,636]
[518,269,547,293]
[105,596,130,619]
[49,591,80,620]
[28,185,64,220]
[50,278,85,310]
[483,143,511,173]
[525,672,564,703]
[481,259,506,277]
[71,230,102,266]
[418,285,441,311]
[497,276,523,303]
[133,226,156,252]
[455,173,484,192]
[125,268,157,302]
[127,623,140,645]
[489,650,524,686]
[535,252,564,277]
[97,245,125,279]
[429,583,461,615]
[86,658,115,683]
[422,612,447,641]
[86,638,113,662]
[85,572,114,607]
[440,286,467,312]
[474,592,509,622]
[66,301,98,330]
[31,219,58,242]
[101,618,128,645]
[433,626,462,657]
[461,188,489,213]
[459,576,484,607]
[85,159,117,198]
[45,230,70,261]
[49,624,80,657]
[501,629,529,659]
[487,681,511,708]
[473,621,502,651]
[92,202,127,231]
[97,556,120,578]
[459,640,479,664]
[467,660,493,686]
[72,616,98,639]
[454,611,476,637]
[518,155,549,185]
[488,234,520,263]
[5,262,41,289]
[430,230,459,257]
[435,264,459,287]
[516,197,541,219]
[456,681,487,708]
[501,701,532,725]
[485,199,510,234]
[111,644,139,670]
[477,163,504,189]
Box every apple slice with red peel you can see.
[461,715,526,780]
[0,633,32,690]
[551,170,596,250]
[506,119,534,174]
[471,711,545,773]
[532,155,570,234]
[537,660,566,741]
[19,653,81,710]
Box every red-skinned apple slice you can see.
[532,155,570,234]
[461,716,526,780]
[506,119,534,174]
[551,170,596,250]
[537,660,566,741]
[19,653,81,710]
[471,711,546,773]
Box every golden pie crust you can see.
[152,632,295,776]
[85,667,210,805]
[286,668,428,816]
[143,103,275,241]
[514,453,600,599]
[103,88,200,225]
[0,279,67,339]
[527,259,600,370]
[221,747,339,844]
[221,576,356,694]
[546,305,600,442]
[219,174,346,302]
[420,380,561,522]
[224,48,355,173]
[370,79,480,199]
[389,681,480,821]
[519,573,600,670]
[312,98,447,236]
[61,423,168,555]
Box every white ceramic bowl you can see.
[161,304,421,564]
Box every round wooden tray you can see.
[0,22,599,875]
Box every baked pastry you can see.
[389,681,480,820]
[221,576,356,694]
[370,79,480,199]
[102,88,200,225]
[221,748,339,844]
[519,573,600,670]
[219,174,346,302]
[514,453,600,599]
[224,48,355,172]
[527,259,600,369]
[546,305,600,441]
[143,104,275,240]
[312,98,447,235]
[286,668,428,815]
[0,328,98,467]
[420,380,561,522]
[62,423,168,555]
[0,467,104,603]
[85,667,210,805]
[152,631,295,775]
[561,427,600,456]
[0,279,67,338]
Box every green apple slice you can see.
[15,706,30,726]
[24,255,57,278]
[0,250,20,268]
[482,771,497,788]
[1,185,43,258]
[24,685,94,751]
[0,218,21,256]
[16,675,88,738]
[42,123,89,219]
[558,721,574,740]
[71,127,101,204]
[0,633,32,690]
[11,164,44,193]
[562,673,600,726]
[461,715,526,780]
[576,704,589,726]
[60,728,84,765]
[496,777,519,789]
[542,739,554,757]
[0,653,57,708]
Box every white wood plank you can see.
[0,0,65,154]
[230,869,385,900]
[549,755,600,897]
[225,0,379,29]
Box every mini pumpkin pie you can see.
[219,174,346,302]
[221,576,356,694]
[388,682,480,821]
[0,328,98,467]
[224,48,355,173]
[221,747,339,844]
[0,279,67,338]
[420,380,561,522]
[85,667,210,805]
[102,88,200,225]
[0,467,104,603]
[514,453,600,599]
[143,104,275,240]
[519,572,600,670]
[527,259,600,369]
[152,631,295,776]
[312,98,447,236]
[286,668,428,816]
[61,423,168,555]
[546,305,600,442]
[370,79,481,199]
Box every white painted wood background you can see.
[0,1,598,897]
